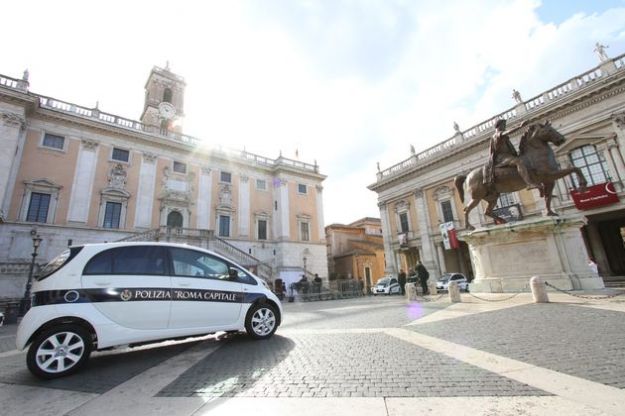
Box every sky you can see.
[3,0,625,225]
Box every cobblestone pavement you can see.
[2,294,625,415]
[409,302,625,389]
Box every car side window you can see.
[169,247,229,279]
[231,266,257,285]
[84,246,167,275]
[391,278,398,285]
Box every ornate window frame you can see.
[39,132,67,153]
[254,210,271,241]
[432,186,459,224]
[394,200,411,234]
[20,179,62,224]
[98,188,131,229]
[296,213,312,241]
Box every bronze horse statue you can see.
[454,121,587,230]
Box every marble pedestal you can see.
[460,216,605,293]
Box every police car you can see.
[16,242,282,379]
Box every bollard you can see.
[406,283,418,301]
[427,280,438,296]
[530,276,549,303]
[448,281,461,303]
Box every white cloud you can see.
[3,0,625,225]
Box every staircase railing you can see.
[209,236,273,281]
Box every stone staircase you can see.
[603,276,625,288]
[117,227,273,282]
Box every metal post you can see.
[19,229,42,316]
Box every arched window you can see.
[569,145,610,186]
[163,88,173,103]
[167,211,183,228]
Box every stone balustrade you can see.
[377,52,625,183]
[0,80,319,175]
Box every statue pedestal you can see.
[460,216,605,293]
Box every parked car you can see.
[16,242,282,379]
[436,273,469,291]
[372,276,401,295]
[0,311,4,327]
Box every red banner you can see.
[571,182,619,210]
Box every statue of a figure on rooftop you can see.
[512,89,522,104]
[594,42,609,62]
[22,69,29,82]
[453,122,460,133]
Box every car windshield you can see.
[438,275,451,282]
[376,278,389,286]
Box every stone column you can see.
[0,111,26,220]
[67,139,98,223]
[612,112,625,150]
[238,175,250,237]
[274,179,290,239]
[133,152,158,229]
[379,203,397,275]
[607,136,625,188]
[414,189,437,272]
[315,185,325,242]
[196,167,212,230]
[436,243,447,274]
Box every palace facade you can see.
[0,65,328,296]
[325,217,385,292]
[369,52,625,286]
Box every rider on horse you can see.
[485,118,542,192]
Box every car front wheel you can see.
[245,303,278,340]
[27,324,92,379]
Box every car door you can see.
[81,245,171,330]
[390,278,399,294]
[168,247,243,329]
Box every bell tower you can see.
[140,62,186,134]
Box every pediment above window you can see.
[23,178,62,191]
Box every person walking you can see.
[398,269,407,295]
[416,261,429,295]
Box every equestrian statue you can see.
[454,119,587,230]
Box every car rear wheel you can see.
[27,324,92,379]
[245,303,278,340]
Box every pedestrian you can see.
[416,260,429,295]
[398,269,407,295]
[588,258,599,276]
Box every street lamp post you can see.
[19,229,42,316]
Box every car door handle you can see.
[94,281,111,286]
[177,282,191,287]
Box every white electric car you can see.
[16,242,282,379]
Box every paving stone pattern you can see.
[281,299,447,330]
[411,303,625,389]
[0,324,18,353]
[0,341,199,394]
[158,332,547,398]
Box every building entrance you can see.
[584,209,625,280]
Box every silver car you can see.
[436,273,469,291]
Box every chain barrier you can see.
[544,281,625,300]
[464,283,530,302]
[414,293,446,302]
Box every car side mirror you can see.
[228,268,238,280]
